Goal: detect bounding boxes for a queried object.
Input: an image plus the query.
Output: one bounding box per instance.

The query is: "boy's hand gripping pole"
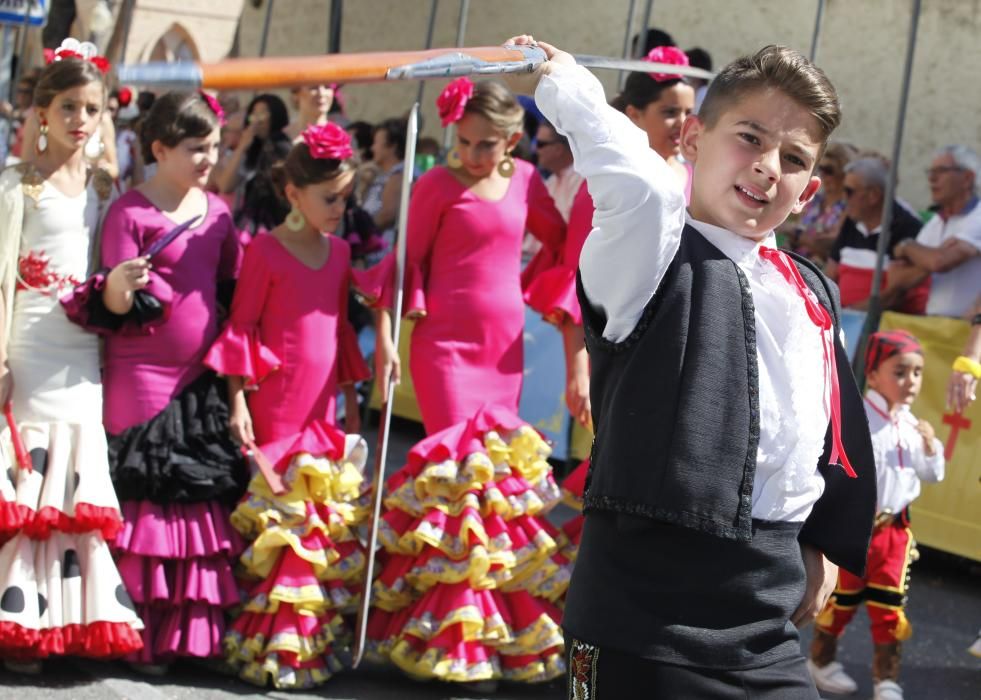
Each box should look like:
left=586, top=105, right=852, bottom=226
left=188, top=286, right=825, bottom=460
left=352, top=102, right=419, bottom=669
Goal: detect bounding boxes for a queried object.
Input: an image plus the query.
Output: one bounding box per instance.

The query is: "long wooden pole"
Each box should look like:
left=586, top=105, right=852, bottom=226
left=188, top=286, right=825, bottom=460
left=116, top=45, right=713, bottom=90
left=352, top=101, right=419, bottom=669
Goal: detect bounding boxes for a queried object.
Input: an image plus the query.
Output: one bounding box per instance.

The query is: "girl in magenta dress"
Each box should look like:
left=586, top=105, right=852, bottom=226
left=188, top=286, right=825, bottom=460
left=99, top=92, right=247, bottom=673
left=523, top=47, right=697, bottom=569
left=205, top=123, right=370, bottom=690
left=366, top=78, right=569, bottom=686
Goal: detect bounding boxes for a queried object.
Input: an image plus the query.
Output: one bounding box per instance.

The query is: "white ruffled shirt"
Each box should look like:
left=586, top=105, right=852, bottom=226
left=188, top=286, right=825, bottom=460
left=864, top=389, right=944, bottom=514
left=536, top=62, right=833, bottom=522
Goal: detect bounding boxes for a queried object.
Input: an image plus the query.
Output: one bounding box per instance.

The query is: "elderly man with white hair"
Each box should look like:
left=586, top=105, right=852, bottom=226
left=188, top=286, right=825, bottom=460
left=826, top=157, right=924, bottom=310
left=891, top=144, right=981, bottom=319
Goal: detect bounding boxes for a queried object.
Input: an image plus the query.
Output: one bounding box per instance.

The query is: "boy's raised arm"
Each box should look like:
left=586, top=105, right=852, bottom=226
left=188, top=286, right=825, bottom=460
left=510, top=37, right=687, bottom=342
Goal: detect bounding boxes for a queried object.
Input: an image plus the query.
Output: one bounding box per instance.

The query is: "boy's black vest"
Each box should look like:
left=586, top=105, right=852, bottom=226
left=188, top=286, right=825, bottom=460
left=577, top=224, right=876, bottom=576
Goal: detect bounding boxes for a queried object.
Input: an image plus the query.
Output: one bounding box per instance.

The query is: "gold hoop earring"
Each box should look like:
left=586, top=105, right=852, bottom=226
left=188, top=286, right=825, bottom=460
left=446, top=148, right=463, bottom=169
left=36, top=122, right=49, bottom=154
left=285, top=208, right=306, bottom=231
left=497, top=153, right=515, bottom=178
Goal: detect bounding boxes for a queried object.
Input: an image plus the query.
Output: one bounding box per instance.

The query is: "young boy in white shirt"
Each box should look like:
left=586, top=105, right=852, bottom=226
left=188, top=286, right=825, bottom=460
left=810, top=330, right=944, bottom=700
left=506, top=36, right=877, bottom=699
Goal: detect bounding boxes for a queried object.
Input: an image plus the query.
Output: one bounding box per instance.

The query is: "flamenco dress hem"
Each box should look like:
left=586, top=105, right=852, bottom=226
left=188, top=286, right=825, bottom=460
left=226, top=421, right=368, bottom=689
left=367, top=405, right=568, bottom=683
left=113, top=499, right=244, bottom=664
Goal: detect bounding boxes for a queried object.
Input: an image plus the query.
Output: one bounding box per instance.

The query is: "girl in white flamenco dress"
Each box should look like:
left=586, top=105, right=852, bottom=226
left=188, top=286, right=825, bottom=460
left=0, top=42, right=144, bottom=671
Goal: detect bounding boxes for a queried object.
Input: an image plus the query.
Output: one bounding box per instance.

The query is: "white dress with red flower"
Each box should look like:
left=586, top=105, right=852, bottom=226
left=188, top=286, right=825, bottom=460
left=0, top=169, right=143, bottom=659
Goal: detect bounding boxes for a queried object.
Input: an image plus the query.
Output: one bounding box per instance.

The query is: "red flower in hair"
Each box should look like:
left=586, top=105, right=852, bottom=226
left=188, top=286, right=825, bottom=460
left=199, top=91, right=227, bottom=126
left=302, top=122, right=353, bottom=160
left=644, top=46, right=690, bottom=82
left=118, top=87, right=133, bottom=107
left=89, top=56, right=111, bottom=74
left=437, top=76, right=474, bottom=127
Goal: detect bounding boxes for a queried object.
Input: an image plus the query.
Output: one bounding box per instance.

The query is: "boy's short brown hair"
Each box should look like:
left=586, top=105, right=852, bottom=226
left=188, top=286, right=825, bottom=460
left=699, top=45, right=841, bottom=147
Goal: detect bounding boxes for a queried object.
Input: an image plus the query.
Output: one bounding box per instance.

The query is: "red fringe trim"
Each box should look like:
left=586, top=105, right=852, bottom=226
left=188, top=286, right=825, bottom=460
left=0, top=620, right=143, bottom=659
left=0, top=501, right=33, bottom=535
left=23, top=504, right=122, bottom=542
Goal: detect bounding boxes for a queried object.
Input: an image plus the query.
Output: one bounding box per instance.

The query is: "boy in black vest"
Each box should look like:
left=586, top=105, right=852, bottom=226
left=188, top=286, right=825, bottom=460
left=507, top=37, right=877, bottom=698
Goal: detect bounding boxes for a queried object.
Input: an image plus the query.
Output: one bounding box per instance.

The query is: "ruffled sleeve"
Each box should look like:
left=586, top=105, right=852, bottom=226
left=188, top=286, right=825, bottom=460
left=98, top=199, right=175, bottom=334
left=351, top=252, right=427, bottom=319
left=522, top=181, right=594, bottom=326
left=204, top=239, right=280, bottom=387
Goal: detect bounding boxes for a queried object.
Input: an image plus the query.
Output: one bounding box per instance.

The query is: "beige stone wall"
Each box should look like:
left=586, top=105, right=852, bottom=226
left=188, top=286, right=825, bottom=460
left=239, top=0, right=981, bottom=209
left=125, top=1, right=243, bottom=64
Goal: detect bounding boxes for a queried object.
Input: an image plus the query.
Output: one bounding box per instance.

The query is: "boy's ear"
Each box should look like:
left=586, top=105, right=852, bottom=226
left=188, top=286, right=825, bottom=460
left=792, top=174, right=822, bottom=215
left=679, top=115, right=703, bottom=163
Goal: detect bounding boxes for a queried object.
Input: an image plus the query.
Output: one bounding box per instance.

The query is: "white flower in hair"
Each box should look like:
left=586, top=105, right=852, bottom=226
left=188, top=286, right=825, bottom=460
left=44, top=37, right=110, bottom=73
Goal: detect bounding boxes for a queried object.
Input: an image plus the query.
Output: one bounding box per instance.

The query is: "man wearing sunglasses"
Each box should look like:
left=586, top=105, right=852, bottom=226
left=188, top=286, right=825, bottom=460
left=825, top=157, right=924, bottom=311
left=890, top=145, right=981, bottom=319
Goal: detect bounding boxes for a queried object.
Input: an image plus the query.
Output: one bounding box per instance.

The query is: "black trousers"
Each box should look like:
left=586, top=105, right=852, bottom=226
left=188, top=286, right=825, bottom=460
left=566, top=637, right=820, bottom=700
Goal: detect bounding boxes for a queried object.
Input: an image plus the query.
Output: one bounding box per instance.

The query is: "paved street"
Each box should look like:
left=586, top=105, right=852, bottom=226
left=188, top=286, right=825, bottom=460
left=1, top=416, right=979, bottom=699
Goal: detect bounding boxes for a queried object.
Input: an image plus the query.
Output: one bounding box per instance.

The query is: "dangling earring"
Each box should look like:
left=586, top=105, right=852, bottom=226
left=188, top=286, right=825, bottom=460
left=497, top=152, right=515, bottom=178
left=285, top=207, right=306, bottom=231
left=36, top=121, right=49, bottom=154
left=446, top=148, right=463, bottom=169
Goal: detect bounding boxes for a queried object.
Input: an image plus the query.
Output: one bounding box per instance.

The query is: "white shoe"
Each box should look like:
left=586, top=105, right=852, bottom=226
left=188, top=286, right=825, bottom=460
left=873, top=680, right=903, bottom=700
left=969, top=632, right=981, bottom=658
left=807, top=659, right=858, bottom=695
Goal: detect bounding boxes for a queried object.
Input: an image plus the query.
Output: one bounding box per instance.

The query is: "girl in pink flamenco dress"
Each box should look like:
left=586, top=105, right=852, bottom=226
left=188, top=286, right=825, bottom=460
left=523, top=47, right=696, bottom=572
left=204, top=123, right=370, bottom=690
left=364, top=78, right=570, bottom=686
left=98, top=93, right=249, bottom=675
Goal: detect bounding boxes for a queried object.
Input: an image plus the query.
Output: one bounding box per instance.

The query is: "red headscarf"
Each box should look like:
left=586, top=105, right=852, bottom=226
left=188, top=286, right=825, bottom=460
left=865, top=330, right=923, bottom=376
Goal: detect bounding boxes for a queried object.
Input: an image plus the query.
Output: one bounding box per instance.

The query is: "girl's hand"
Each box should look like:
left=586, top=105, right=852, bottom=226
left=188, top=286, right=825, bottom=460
left=375, top=332, right=401, bottom=404
left=502, top=36, right=575, bottom=95
left=106, top=256, right=151, bottom=294
left=343, top=386, right=361, bottom=434
left=916, top=419, right=937, bottom=456
left=238, top=120, right=257, bottom=151
left=229, top=392, right=255, bottom=445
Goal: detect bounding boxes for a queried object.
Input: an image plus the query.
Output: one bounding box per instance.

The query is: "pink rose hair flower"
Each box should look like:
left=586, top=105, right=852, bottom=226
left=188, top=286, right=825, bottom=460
left=302, top=121, right=354, bottom=160
left=437, top=76, right=475, bottom=127
left=199, top=91, right=227, bottom=126
left=644, top=45, right=690, bottom=82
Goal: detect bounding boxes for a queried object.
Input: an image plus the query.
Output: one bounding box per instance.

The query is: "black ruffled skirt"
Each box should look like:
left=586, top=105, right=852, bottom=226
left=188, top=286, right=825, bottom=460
left=108, top=372, right=248, bottom=504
